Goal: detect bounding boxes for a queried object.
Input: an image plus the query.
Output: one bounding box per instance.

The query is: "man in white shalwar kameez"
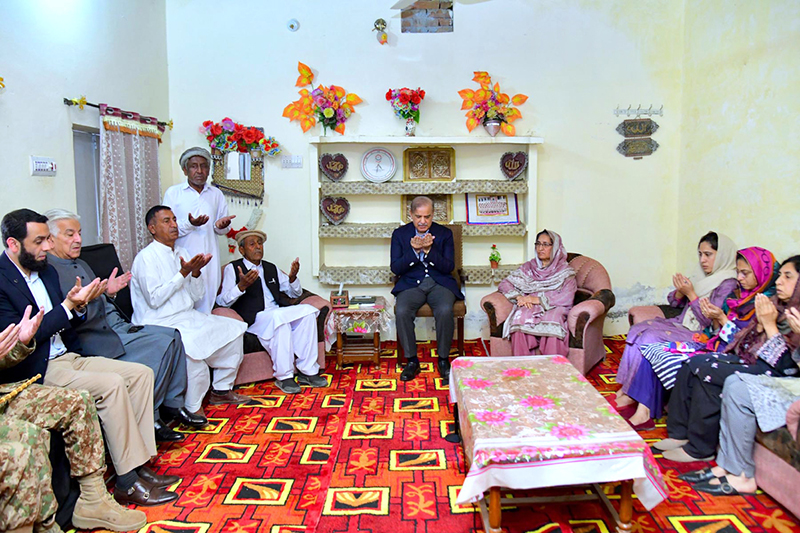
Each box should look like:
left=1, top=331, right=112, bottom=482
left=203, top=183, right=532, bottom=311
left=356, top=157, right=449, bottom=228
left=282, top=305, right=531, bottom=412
left=130, top=205, right=249, bottom=414
left=163, top=147, right=235, bottom=314
left=216, top=230, right=327, bottom=394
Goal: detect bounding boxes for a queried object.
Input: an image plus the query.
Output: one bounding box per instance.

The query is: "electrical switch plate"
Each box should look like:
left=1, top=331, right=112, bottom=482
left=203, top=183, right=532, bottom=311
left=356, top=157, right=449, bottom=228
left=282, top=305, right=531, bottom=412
left=281, top=155, right=303, bottom=169
left=30, top=156, right=57, bottom=176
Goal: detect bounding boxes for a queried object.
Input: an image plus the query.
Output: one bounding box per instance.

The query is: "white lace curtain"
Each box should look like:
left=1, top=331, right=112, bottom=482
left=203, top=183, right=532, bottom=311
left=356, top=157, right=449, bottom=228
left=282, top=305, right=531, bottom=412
left=98, top=106, right=162, bottom=270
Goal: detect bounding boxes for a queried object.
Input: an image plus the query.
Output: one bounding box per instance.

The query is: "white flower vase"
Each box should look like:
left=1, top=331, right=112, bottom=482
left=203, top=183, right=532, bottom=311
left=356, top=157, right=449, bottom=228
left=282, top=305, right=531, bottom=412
left=405, top=117, right=416, bottom=137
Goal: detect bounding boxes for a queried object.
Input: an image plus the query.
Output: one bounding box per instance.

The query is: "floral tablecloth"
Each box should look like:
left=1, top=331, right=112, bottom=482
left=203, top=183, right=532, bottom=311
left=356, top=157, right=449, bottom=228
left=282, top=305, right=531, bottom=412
left=332, top=296, right=394, bottom=334
left=450, top=355, right=668, bottom=510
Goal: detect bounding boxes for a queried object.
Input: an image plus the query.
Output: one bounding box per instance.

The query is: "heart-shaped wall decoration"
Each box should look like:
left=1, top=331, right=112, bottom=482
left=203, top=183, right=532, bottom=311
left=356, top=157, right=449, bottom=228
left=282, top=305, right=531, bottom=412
left=320, top=196, right=350, bottom=225
left=499, top=151, right=528, bottom=180
left=319, top=153, right=349, bottom=181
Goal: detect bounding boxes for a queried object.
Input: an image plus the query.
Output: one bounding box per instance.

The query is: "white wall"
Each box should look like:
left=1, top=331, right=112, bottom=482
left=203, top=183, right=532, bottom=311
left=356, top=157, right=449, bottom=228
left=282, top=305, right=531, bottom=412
left=165, top=0, right=686, bottom=337
left=0, top=0, right=172, bottom=218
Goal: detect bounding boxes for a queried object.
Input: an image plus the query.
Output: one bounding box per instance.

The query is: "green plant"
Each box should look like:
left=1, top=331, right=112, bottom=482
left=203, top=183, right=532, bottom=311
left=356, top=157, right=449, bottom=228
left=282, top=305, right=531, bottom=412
left=489, top=244, right=501, bottom=263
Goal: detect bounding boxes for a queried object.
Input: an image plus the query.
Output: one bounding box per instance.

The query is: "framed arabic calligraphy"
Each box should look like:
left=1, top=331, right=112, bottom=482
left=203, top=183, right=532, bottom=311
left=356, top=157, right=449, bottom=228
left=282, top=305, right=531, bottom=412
left=616, top=118, right=659, bottom=138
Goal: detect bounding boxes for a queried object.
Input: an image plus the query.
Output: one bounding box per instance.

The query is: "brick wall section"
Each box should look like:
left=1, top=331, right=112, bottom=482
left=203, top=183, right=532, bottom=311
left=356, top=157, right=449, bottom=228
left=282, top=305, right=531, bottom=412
left=401, top=1, right=453, bottom=33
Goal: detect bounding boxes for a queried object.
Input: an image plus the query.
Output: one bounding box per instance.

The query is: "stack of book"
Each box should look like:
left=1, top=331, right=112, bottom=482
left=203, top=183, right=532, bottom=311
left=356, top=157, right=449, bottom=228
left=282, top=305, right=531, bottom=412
left=348, top=296, right=379, bottom=309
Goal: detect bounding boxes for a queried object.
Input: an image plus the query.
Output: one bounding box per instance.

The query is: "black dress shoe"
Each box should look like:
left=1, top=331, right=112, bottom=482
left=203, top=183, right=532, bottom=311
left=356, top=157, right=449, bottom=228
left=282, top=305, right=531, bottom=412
left=138, top=465, right=180, bottom=488
left=154, top=420, right=185, bottom=442
left=400, top=360, right=421, bottom=381
left=161, top=406, right=208, bottom=429
left=437, top=358, right=451, bottom=385
left=114, top=478, right=179, bottom=506
left=678, top=467, right=716, bottom=484
left=693, top=475, right=754, bottom=496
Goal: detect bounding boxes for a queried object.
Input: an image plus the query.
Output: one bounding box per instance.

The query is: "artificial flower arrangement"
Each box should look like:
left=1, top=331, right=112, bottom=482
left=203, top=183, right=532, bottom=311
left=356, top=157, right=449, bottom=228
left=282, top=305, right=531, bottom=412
left=489, top=244, right=502, bottom=267
left=201, top=117, right=281, bottom=156
left=283, top=62, right=362, bottom=135
left=385, top=87, right=426, bottom=123
left=458, top=71, right=528, bottom=136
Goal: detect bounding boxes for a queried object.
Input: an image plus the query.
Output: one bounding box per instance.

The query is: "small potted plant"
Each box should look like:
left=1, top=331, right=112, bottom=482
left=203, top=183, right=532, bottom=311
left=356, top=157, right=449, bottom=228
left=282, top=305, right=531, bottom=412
left=489, top=244, right=501, bottom=269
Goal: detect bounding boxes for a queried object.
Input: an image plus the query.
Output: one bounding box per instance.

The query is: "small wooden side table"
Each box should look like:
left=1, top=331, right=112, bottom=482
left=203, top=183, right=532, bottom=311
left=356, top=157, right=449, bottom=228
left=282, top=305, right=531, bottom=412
left=332, top=296, right=391, bottom=369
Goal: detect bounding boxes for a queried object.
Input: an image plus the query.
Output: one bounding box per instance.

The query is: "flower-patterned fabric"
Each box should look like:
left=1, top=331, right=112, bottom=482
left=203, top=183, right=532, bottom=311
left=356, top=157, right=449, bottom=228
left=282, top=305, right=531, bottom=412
left=450, top=355, right=668, bottom=510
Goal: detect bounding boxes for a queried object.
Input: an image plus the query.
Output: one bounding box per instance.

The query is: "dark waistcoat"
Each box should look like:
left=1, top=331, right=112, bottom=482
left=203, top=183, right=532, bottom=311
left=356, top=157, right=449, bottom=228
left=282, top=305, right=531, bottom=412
left=230, top=259, right=291, bottom=326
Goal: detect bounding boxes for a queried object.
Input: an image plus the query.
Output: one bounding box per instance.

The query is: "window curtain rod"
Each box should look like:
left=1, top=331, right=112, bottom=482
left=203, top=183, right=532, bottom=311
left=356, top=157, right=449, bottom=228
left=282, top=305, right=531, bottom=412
left=63, top=96, right=172, bottom=130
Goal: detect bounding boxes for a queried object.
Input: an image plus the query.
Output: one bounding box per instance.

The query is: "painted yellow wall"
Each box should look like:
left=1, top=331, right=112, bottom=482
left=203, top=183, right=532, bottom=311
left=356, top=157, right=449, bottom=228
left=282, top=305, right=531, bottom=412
left=679, top=0, right=800, bottom=264
left=164, top=0, right=685, bottom=336
left=0, top=0, right=172, bottom=217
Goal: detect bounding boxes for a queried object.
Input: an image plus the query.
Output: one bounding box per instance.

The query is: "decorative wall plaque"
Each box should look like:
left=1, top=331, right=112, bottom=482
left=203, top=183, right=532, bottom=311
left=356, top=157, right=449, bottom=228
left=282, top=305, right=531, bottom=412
left=320, top=196, right=351, bottom=225
left=499, top=151, right=528, bottom=180
left=465, top=193, right=519, bottom=224
left=402, top=194, right=452, bottom=224
left=403, top=147, right=455, bottom=182
left=616, top=118, right=659, bottom=138
left=617, top=138, right=659, bottom=159
left=319, top=153, right=349, bottom=181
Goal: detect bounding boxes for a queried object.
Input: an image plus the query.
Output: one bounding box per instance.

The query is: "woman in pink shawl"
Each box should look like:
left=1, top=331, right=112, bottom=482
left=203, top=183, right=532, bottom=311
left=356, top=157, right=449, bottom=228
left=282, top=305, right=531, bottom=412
left=498, top=230, right=577, bottom=356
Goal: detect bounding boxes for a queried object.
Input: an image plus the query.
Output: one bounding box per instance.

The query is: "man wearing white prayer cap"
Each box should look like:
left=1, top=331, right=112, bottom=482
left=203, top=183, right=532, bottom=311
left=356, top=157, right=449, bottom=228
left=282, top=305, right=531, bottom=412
left=163, top=147, right=235, bottom=313
left=216, top=229, right=327, bottom=394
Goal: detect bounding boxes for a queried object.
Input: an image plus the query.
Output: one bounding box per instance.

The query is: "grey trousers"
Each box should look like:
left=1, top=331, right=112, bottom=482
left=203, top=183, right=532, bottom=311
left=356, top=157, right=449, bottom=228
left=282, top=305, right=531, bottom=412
left=395, top=277, right=456, bottom=361
left=717, top=375, right=757, bottom=478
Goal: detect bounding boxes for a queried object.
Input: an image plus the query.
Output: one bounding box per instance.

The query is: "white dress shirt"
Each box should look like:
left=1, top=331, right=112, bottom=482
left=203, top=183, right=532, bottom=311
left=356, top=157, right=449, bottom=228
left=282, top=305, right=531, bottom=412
left=7, top=253, right=73, bottom=359
left=216, top=258, right=317, bottom=340
left=163, top=180, right=229, bottom=314
left=130, top=240, right=246, bottom=360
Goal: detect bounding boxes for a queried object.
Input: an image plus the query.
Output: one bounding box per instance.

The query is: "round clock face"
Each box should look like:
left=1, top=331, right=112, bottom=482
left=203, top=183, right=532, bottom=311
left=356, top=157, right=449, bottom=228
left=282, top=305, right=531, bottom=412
left=360, top=148, right=397, bottom=183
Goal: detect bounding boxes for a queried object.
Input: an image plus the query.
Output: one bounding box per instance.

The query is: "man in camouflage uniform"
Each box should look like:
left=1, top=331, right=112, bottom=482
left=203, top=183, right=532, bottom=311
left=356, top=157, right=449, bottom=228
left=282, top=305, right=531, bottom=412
left=0, top=336, right=147, bottom=531
left=0, top=416, right=57, bottom=533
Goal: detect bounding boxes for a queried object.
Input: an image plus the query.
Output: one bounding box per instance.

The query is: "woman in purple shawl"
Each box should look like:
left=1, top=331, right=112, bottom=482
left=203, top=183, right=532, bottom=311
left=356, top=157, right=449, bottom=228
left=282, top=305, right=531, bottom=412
left=498, top=230, right=577, bottom=356
left=616, top=232, right=739, bottom=411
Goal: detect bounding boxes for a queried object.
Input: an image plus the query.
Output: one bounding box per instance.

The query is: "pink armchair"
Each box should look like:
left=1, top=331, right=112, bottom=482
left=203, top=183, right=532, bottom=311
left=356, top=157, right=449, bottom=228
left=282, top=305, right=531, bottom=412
left=212, top=290, right=331, bottom=385
left=481, top=254, right=615, bottom=375
left=753, top=399, right=800, bottom=518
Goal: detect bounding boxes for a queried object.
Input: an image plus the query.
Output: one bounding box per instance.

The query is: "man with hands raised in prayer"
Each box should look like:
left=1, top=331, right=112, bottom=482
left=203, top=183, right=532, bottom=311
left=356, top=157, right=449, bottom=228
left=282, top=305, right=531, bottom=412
left=216, top=230, right=326, bottom=394
left=131, top=206, right=248, bottom=417
left=163, top=147, right=236, bottom=313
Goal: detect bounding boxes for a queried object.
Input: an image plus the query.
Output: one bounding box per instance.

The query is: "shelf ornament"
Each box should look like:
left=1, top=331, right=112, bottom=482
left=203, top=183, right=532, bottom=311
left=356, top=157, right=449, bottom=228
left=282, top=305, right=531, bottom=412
left=489, top=244, right=502, bottom=269
left=283, top=62, right=362, bottom=135
left=385, top=87, right=425, bottom=136
left=458, top=71, right=528, bottom=136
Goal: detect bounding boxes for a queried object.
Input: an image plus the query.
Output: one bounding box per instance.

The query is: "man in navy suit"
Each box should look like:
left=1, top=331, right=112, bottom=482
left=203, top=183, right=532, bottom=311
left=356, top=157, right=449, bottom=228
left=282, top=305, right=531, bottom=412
left=391, top=196, right=464, bottom=384
left=0, top=209, right=178, bottom=508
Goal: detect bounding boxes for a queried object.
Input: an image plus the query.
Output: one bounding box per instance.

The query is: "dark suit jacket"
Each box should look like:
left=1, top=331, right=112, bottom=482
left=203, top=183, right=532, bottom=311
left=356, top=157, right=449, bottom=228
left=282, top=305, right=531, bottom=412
left=0, top=253, right=82, bottom=384
left=390, top=222, right=464, bottom=299
left=49, top=257, right=126, bottom=359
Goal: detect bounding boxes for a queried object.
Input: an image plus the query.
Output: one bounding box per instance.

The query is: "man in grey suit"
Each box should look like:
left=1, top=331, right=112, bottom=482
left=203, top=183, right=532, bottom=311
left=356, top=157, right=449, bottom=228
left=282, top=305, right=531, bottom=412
left=45, top=209, right=207, bottom=441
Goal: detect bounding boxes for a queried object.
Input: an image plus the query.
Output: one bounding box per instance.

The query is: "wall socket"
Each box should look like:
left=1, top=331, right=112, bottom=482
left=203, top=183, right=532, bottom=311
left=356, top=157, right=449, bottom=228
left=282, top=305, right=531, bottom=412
left=31, top=156, right=57, bottom=176
left=281, top=155, right=303, bottom=169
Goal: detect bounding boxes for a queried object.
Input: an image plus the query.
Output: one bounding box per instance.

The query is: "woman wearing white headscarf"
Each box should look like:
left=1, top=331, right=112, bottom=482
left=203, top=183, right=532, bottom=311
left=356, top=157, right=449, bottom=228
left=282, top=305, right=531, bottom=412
left=615, top=232, right=738, bottom=416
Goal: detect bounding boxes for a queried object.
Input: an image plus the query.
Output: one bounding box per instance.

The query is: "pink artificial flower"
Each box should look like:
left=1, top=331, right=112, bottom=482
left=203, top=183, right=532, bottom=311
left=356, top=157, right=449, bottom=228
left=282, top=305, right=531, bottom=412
left=550, top=356, right=569, bottom=364
left=462, top=378, right=494, bottom=389
left=549, top=423, right=589, bottom=440
left=520, top=395, right=557, bottom=410
left=502, top=367, right=531, bottom=378
left=221, top=117, right=235, bottom=132
left=473, top=410, right=512, bottom=426
left=451, top=359, right=474, bottom=369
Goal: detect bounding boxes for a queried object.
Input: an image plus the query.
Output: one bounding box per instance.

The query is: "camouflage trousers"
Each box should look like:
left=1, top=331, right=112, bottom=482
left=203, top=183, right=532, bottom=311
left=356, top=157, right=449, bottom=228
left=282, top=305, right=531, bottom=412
left=0, top=383, right=105, bottom=478
left=0, top=416, right=56, bottom=530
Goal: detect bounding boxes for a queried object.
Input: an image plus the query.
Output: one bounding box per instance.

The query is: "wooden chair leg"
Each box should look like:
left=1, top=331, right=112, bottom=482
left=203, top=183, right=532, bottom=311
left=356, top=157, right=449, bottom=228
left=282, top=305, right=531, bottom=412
left=457, top=316, right=465, bottom=358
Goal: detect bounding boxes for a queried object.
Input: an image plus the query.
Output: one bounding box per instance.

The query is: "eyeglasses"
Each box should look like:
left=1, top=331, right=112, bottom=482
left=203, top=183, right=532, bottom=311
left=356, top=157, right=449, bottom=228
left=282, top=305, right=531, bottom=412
left=534, top=242, right=553, bottom=248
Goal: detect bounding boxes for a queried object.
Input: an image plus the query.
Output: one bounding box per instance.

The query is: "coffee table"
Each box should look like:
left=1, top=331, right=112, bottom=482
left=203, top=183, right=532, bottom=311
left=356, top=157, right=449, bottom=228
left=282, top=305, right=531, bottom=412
left=332, top=296, right=392, bottom=368
left=450, top=355, right=667, bottom=533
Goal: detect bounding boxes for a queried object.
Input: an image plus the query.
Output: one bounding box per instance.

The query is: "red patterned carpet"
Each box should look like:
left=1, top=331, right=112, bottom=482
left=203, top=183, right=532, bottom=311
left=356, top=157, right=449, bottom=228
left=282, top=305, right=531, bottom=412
left=132, top=338, right=800, bottom=533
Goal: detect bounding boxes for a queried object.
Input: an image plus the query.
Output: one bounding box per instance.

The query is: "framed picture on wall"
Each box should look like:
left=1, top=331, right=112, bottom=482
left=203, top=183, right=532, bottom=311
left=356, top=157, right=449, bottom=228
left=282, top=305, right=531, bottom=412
left=403, top=147, right=455, bottom=182
left=402, top=194, right=452, bottom=224
left=465, top=193, right=519, bottom=224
